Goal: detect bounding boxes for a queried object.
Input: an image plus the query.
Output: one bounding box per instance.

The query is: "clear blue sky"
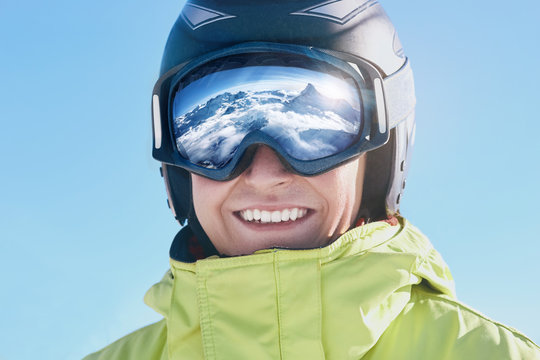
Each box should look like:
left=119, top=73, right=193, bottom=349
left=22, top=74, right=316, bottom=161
left=0, top=1, right=539, bottom=359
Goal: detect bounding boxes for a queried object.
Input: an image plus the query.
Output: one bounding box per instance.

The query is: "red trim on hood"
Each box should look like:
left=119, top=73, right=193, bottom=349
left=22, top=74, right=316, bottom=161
left=355, top=215, right=399, bottom=227
left=188, top=234, right=207, bottom=260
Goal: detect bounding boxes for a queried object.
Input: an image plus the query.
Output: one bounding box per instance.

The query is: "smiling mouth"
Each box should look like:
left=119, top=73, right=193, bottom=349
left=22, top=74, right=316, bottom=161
left=237, top=208, right=309, bottom=224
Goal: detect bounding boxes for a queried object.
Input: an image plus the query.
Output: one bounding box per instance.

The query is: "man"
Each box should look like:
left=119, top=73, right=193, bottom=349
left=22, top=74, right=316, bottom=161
left=84, top=1, right=540, bottom=358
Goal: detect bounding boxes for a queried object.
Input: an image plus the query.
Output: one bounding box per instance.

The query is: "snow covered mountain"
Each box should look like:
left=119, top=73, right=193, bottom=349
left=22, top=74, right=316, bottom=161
left=174, top=84, right=361, bottom=168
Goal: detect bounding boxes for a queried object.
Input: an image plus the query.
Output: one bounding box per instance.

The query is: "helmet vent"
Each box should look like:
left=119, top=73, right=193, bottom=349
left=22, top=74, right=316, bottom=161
left=291, top=0, right=378, bottom=25
left=181, top=3, right=235, bottom=30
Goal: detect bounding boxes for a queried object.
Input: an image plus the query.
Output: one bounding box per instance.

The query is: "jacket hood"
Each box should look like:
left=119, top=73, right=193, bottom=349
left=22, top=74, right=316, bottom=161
left=144, top=217, right=455, bottom=358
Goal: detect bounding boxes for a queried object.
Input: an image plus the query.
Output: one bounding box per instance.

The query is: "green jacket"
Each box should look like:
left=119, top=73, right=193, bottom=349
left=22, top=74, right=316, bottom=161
left=84, top=218, right=540, bottom=359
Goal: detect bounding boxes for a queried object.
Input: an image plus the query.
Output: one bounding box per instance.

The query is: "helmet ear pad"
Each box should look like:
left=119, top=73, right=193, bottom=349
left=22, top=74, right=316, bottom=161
left=162, top=164, right=218, bottom=256
left=162, top=164, right=190, bottom=224
left=358, top=129, right=395, bottom=222
left=359, top=113, right=416, bottom=221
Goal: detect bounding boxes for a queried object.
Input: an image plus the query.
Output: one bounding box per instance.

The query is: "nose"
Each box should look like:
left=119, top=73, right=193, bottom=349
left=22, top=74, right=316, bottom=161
left=242, top=145, right=294, bottom=189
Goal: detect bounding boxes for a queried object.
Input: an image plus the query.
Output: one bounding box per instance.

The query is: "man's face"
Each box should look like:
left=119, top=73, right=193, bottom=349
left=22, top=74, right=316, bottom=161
left=191, top=146, right=366, bottom=256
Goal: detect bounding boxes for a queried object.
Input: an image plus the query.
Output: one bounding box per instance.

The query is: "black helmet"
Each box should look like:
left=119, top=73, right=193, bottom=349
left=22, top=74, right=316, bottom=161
left=152, top=0, right=416, bottom=255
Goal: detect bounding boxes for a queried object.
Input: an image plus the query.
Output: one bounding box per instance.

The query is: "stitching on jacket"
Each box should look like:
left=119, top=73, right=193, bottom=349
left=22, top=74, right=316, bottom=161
left=316, top=256, right=325, bottom=359
left=167, top=271, right=177, bottom=360
left=274, top=251, right=284, bottom=359
left=196, top=270, right=217, bottom=360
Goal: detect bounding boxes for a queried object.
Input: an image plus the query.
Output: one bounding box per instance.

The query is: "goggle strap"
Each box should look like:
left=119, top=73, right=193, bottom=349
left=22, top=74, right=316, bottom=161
left=383, top=58, right=416, bottom=128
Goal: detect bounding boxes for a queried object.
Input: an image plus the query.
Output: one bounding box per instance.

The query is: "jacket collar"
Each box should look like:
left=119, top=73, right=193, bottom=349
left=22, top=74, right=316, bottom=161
left=145, top=217, right=455, bottom=359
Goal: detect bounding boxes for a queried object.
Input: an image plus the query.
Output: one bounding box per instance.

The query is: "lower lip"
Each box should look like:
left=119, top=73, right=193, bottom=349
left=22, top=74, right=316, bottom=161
left=234, top=210, right=313, bottom=230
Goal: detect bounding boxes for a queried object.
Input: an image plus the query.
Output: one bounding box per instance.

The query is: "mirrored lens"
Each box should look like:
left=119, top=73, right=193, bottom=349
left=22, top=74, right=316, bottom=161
left=172, top=62, right=362, bottom=169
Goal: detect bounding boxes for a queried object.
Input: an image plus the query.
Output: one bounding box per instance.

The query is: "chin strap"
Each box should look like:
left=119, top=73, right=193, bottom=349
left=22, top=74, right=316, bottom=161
left=186, top=201, right=219, bottom=258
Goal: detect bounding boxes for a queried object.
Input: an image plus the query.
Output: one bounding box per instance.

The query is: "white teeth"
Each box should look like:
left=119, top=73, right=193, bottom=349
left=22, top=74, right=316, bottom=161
left=281, top=208, right=290, bottom=221
left=290, top=208, right=298, bottom=221
left=239, top=207, right=308, bottom=224
left=253, top=209, right=261, bottom=221
left=261, top=211, right=271, bottom=223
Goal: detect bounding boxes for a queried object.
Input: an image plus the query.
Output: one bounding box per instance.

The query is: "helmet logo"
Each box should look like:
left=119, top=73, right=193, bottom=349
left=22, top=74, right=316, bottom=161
left=291, top=0, right=378, bottom=25
left=181, top=3, right=236, bottom=30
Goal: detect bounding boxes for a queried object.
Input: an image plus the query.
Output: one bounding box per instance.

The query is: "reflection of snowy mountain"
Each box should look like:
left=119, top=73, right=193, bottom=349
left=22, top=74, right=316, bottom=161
left=174, top=84, right=361, bottom=168
left=286, top=84, right=359, bottom=124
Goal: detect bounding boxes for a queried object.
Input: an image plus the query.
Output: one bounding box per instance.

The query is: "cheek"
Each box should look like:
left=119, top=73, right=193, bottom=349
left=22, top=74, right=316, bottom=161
left=329, top=173, right=356, bottom=219
left=191, top=175, right=218, bottom=214
left=191, top=175, right=234, bottom=236
left=310, top=157, right=365, bottom=230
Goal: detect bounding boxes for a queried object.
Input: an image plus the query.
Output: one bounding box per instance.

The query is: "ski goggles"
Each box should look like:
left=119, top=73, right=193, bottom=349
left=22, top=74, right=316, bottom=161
left=152, top=42, right=415, bottom=180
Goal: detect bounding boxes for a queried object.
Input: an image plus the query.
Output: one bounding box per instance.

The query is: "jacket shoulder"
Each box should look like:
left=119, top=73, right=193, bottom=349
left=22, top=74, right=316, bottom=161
left=83, top=319, right=167, bottom=360
left=366, top=284, right=540, bottom=359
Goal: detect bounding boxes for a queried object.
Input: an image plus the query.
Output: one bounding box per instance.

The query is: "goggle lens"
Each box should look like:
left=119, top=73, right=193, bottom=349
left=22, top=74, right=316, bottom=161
left=171, top=54, right=363, bottom=169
